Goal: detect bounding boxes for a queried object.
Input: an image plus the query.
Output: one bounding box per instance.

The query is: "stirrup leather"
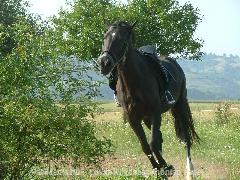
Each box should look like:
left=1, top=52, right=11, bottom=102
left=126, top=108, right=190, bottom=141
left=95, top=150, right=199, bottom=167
left=160, top=65, right=169, bottom=83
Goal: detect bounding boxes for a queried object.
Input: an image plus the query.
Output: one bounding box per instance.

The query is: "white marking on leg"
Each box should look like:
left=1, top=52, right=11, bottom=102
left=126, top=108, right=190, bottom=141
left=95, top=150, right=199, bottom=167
left=186, top=155, right=194, bottom=180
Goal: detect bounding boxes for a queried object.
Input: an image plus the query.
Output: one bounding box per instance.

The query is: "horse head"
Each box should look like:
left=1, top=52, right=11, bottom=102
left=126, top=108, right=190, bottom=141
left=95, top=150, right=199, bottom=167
left=98, top=21, right=137, bottom=75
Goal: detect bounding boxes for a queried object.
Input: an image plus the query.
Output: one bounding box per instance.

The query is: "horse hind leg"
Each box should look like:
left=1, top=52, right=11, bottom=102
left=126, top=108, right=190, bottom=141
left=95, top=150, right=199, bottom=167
left=171, top=89, right=199, bottom=179
left=186, top=144, right=194, bottom=180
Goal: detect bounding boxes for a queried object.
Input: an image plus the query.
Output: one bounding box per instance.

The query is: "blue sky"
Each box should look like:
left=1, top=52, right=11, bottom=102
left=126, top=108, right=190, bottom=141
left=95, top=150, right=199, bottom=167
left=29, top=0, right=240, bottom=56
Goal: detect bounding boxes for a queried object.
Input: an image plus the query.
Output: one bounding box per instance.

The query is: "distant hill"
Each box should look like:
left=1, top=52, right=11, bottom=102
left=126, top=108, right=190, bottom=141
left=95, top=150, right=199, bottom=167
left=178, top=53, right=240, bottom=100
left=97, top=53, right=240, bottom=100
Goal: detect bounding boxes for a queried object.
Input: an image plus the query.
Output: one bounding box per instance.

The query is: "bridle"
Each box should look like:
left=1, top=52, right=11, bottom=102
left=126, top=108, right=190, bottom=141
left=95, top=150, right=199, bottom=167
left=99, top=29, right=130, bottom=70
left=101, top=43, right=129, bottom=67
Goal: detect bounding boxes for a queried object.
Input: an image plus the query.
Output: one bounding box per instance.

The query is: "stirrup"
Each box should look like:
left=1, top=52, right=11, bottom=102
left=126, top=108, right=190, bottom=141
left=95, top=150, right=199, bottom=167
left=165, top=90, right=175, bottom=105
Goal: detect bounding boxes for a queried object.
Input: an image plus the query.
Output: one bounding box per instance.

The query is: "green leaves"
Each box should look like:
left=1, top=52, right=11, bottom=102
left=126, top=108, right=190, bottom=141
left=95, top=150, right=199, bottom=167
left=125, top=0, right=203, bottom=59
left=54, top=0, right=203, bottom=60
left=51, top=0, right=124, bottom=60
left=0, top=0, right=112, bottom=179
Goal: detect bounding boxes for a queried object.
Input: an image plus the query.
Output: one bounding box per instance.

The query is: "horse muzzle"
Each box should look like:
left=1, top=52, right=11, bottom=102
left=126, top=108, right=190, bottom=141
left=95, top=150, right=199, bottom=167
left=98, top=52, right=115, bottom=75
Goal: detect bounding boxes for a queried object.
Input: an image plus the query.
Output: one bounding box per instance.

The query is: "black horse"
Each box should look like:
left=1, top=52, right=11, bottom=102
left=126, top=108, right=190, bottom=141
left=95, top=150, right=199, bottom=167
left=98, top=21, right=199, bottom=178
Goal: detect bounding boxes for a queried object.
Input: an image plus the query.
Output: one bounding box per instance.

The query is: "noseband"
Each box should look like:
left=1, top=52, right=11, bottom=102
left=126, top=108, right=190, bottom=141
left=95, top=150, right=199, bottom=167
left=101, top=40, right=129, bottom=68
left=99, top=50, right=117, bottom=67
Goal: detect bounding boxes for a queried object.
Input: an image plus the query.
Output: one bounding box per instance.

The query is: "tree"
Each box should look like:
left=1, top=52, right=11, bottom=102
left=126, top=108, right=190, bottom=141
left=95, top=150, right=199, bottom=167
left=53, top=0, right=203, bottom=60
left=0, top=0, right=111, bottom=179
left=0, top=0, right=35, bottom=56
left=125, top=0, right=203, bottom=59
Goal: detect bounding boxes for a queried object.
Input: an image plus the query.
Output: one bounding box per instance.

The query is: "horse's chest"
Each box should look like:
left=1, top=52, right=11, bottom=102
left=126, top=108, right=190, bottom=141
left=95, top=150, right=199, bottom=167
left=117, top=73, right=159, bottom=115
left=119, top=90, right=154, bottom=116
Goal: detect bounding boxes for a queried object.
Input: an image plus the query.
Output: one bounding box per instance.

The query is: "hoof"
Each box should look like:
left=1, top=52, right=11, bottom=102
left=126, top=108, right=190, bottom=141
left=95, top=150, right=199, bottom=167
left=164, top=164, right=175, bottom=177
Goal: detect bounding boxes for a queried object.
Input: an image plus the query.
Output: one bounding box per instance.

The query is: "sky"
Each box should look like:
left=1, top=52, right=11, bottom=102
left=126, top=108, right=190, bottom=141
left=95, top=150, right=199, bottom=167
left=29, top=0, right=240, bottom=56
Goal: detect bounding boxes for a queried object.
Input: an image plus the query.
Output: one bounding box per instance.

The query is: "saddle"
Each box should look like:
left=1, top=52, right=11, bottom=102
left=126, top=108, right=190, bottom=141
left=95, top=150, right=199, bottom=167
left=138, top=45, right=158, bottom=57
left=138, top=45, right=172, bottom=83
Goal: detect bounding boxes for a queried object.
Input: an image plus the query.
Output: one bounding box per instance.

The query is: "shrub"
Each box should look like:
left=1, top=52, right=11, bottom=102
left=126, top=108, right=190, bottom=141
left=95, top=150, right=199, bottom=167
left=215, top=102, right=233, bottom=125
left=0, top=1, right=112, bottom=179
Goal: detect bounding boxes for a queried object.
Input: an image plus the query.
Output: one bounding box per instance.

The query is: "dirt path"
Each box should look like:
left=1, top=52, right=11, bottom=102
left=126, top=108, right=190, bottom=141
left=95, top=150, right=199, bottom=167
left=99, top=155, right=231, bottom=179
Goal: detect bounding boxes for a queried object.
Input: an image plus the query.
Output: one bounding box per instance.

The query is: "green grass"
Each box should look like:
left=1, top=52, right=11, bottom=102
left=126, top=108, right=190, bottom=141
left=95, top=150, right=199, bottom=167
left=99, top=101, right=240, bottom=112
left=189, top=101, right=240, bottom=111
left=93, top=101, right=240, bottom=179
left=34, top=101, right=240, bottom=179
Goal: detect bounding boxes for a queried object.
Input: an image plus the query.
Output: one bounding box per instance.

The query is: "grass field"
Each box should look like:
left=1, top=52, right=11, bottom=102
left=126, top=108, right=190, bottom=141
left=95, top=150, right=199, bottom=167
left=89, top=101, right=240, bottom=179
left=36, top=101, right=240, bottom=179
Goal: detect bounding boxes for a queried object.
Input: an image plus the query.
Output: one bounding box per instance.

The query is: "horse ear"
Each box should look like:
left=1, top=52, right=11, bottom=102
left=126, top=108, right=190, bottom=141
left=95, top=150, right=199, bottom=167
left=131, top=21, right=138, bottom=29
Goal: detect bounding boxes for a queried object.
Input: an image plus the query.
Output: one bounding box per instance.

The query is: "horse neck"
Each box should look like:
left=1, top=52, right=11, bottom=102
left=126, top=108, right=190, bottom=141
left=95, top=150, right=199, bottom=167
left=117, top=47, right=148, bottom=95
left=119, top=48, right=140, bottom=82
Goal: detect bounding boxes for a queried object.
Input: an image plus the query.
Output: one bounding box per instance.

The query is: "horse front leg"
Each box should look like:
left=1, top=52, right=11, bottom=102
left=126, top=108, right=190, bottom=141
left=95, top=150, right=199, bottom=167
left=143, top=117, right=163, bottom=154
left=128, top=119, right=159, bottom=170
left=150, top=112, right=175, bottom=177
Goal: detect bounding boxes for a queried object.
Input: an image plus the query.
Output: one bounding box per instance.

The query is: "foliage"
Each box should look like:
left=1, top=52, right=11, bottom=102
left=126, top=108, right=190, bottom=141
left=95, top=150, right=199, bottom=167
left=0, top=0, right=112, bottom=179
left=52, top=0, right=203, bottom=60
left=49, top=0, right=120, bottom=60
left=0, top=0, right=35, bottom=57
left=124, top=0, right=203, bottom=59
left=215, top=102, right=233, bottom=125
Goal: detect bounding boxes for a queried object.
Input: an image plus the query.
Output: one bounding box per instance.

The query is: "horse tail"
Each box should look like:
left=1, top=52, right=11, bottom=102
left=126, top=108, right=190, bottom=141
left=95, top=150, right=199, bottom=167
left=171, top=87, right=200, bottom=147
